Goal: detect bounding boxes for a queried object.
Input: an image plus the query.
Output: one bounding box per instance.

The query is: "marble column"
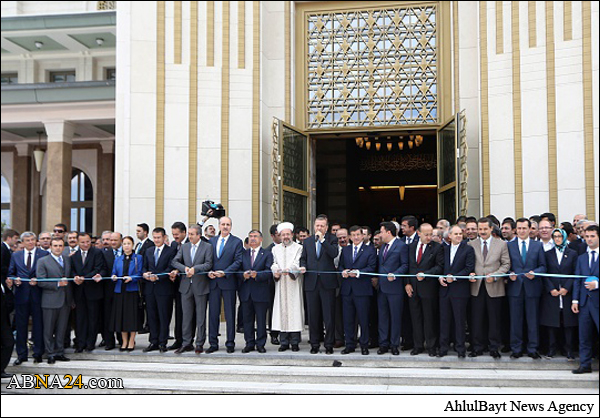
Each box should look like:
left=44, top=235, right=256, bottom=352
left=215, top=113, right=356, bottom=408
left=12, top=144, right=31, bottom=233
left=96, top=141, right=115, bottom=234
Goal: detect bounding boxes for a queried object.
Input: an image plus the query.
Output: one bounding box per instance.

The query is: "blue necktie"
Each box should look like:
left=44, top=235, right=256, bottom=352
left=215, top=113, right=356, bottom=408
left=592, top=251, right=597, bottom=270
left=154, top=247, right=160, bottom=265
left=191, top=244, right=197, bottom=261
left=353, top=246, right=358, bottom=262
left=58, top=256, right=64, bottom=269
left=521, top=241, right=527, bottom=265
left=316, top=239, right=322, bottom=258
left=218, top=238, right=225, bottom=259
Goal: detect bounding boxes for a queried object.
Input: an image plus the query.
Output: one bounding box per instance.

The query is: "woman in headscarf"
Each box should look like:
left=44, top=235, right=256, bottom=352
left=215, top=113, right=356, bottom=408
left=540, top=228, right=578, bottom=360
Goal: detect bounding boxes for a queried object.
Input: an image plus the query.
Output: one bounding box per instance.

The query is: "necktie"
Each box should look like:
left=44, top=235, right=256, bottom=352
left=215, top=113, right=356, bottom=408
left=483, top=241, right=489, bottom=261
left=218, top=238, right=226, bottom=258
left=154, top=247, right=160, bottom=265
left=521, top=241, right=528, bottom=265
left=407, top=237, right=412, bottom=245
left=316, top=238, right=322, bottom=258
left=592, top=251, right=597, bottom=270
left=26, top=252, right=32, bottom=271
left=417, top=244, right=424, bottom=264
left=82, top=251, right=87, bottom=265
left=251, top=249, right=256, bottom=268
left=353, top=246, right=358, bottom=262
left=114, top=249, right=118, bottom=257
left=58, top=256, right=64, bottom=268
left=382, top=244, right=389, bottom=261
left=135, top=243, right=141, bottom=254
left=191, top=244, right=197, bottom=261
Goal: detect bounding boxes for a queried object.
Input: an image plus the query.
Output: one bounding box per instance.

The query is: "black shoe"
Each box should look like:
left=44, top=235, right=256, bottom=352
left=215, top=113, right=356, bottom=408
left=325, top=348, right=334, bottom=355
left=99, top=340, right=106, bottom=348
left=362, top=348, right=370, bottom=356
left=168, top=342, right=183, bottom=351
left=143, top=344, right=160, bottom=353
left=47, top=357, right=56, bottom=365
left=279, top=345, right=289, bottom=352
left=195, top=346, right=204, bottom=355
left=119, top=347, right=128, bottom=352
left=437, top=352, right=448, bottom=358
left=458, top=353, right=466, bottom=359
left=469, top=350, right=483, bottom=358
left=257, top=347, right=267, bottom=354
left=85, top=347, right=95, bottom=353
left=159, top=345, right=168, bottom=353
left=567, top=352, right=575, bottom=361
left=341, top=348, right=355, bottom=355
left=411, top=348, right=424, bottom=356
left=528, top=352, right=541, bottom=360
left=501, top=346, right=512, bottom=353
left=310, top=347, right=319, bottom=355
left=510, top=352, right=523, bottom=359
left=428, top=350, right=438, bottom=357
left=54, top=355, right=70, bottom=362
left=377, top=347, right=389, bottom=355
left=236, top=327, right=244, bottom=334
left=175, top=345, right=194, bottom=355
left=546, top=349, right=557, bottom=358
left=227, top=347, right=235, bottom=354
left=205, top=346, right=219, bottom=354
left=74, top=348, right=85, bottom=354
left=401, top=343, right=414, bottom=351
left=242, top=346, right=255, bottom=354
left=271, top=336, right=280, bottom=346
left=572, top=367, right=592, bottom=374
left=13, top=358, right=27, bottom=366
left=33, top=356, right=43, bottom=364
left=490, top=351, right=501, bottom=359
left=292, top=345, right=300, bottom=352
left=1, top=373, right=14, bottom=380
left=104, top=345, right=115, bottom=351
left=391, top=347, right=400, bottom=356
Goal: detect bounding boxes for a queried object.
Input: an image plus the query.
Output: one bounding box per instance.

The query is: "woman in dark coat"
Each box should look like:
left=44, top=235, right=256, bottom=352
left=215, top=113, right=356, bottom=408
left=541, top=228, right=578, bottom=360
left=111, top=236, right=144, bottom=351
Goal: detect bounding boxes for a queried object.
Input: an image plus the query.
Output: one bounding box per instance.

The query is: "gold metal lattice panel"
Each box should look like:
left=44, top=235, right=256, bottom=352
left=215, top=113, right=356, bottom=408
left=306, top=5, right=438, bottom=129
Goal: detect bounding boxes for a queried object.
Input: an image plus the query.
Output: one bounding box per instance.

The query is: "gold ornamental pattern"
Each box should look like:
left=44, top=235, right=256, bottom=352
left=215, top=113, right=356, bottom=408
left=306, top=5, right=438, bottom=129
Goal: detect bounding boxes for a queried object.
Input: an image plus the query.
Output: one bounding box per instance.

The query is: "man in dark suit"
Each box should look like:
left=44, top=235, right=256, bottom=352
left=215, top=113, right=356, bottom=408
left=101, top=232, right=123, bottom=351
left=266, top=224, right=281, bottom=345
left=135, top=223, right=154, bottom=335
left=169, top=222, right=189, bottom=351
left=72, top=233, right=107, bottom=353
left=405, top=223, right=444, bottom=357
left=9, top=232, right=48, bottom=365
left=2, top=229, right=19, bottom=287
left=377, top=222, right=409, bottom=356
left=507, top=218, right=547, bottom=359
left=438, top=225, right=475, bottom=358
left=239, top=230, right=273, bottom=354
left=338, top=226, right=377, bottom=355
left=300, top=214, right=339, bottom=355
left=1, top=273, right=15, bottom=379
left=562, top=222, right=587, bottom=255
left=37, top=237, right=73, bottom=364
left=572, top=225, right=599, bottom=374
left=207, top=217, right=243, bottom=354
left=400, top=216, right=420, bottom=351
left=171, top=224, right=213, bottom=355
left=142, top=228, right=177, bottom=353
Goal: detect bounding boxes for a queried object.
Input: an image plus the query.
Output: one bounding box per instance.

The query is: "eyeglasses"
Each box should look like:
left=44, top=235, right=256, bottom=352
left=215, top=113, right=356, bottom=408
left=539, top=227, right=553, bottom=231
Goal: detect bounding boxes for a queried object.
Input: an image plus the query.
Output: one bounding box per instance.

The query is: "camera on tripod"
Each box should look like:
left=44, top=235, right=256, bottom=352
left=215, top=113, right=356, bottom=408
left=201, top=201, right=226, bottom=219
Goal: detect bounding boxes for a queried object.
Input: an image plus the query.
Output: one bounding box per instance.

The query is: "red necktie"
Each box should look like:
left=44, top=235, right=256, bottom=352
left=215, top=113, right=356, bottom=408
left=417, top=244, right=424, bottom=265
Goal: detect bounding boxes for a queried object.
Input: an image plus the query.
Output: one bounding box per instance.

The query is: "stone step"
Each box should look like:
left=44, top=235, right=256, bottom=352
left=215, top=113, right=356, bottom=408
left=37, top=349, right=594, bottom=371
left=2, top=375, right=598, bottom=395
left=6, top=360, right=598, bottom=389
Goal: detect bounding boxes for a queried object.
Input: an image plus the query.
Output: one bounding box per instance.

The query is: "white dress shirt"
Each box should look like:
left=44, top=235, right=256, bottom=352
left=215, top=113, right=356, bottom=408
left=542, top=239, right=555, bottom=252
left=415, top=241, right=426, bottom=263
left=481, top=238, right=492, bottom=255
left=23, top=248, right=37, bottom=265
left=450, top=244, right=460, bottom=266
left=518, top=238, right=531, bottom=257
left=405, top=233, right=418, bottom=246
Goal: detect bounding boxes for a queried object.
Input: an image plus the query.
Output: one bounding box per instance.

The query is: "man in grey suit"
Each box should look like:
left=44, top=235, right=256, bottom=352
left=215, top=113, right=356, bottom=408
left=170, top=224, right=213, bottom=355
left=37, top=237, right=73, bottom=364
left=468, top=217, right=511, bottom=359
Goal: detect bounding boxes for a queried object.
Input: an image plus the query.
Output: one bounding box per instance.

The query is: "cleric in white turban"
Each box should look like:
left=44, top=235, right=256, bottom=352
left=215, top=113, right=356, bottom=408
left=271, top=222, right=305, bottom=352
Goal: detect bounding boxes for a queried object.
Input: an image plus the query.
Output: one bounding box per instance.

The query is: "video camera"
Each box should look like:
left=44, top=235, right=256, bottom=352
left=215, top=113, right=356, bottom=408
left=201, top=201, right=226, bottom=219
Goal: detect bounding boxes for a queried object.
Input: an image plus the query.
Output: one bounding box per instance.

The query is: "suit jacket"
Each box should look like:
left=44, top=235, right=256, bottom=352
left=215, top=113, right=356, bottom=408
left=377, top=239, right=410, bottom=295
left=209, top=235, right=243, bottom=291
left=440, top=241, right=475, bottom=299
left=406, top=241, right=444, bottom=298
left=143, top=245, right=177, bottom=296
left=402, top=234, right=420, bottom=246
left=338, top=244, right=377, bottom=297
left=238, top=247, right=274, bottom=303
left=171, top=238, right=189, bottom=252
left=8, top=248, right=49, bottom=305
left=37, top=255, right=74, bottom=310
left=568, top=239, right=588, bottom=256
left=1, top=242, right=11, bottom=283
left=172, top=241, right=213, bottom=296
left=301, top=233, right=339, bottom=292
left=1, top=282, right=14, bottom=324
left=540, top=247, right=578, bottom=328
left=469, top=237, right=511, bottom=298
left=135, top=238, right=155, bottom=256
left=507, top=239, right=547, bottom=298
left=112, top=254, right=144, bottom=293
left=573, top=250, right=600, bottom=309
left=71, top=247, right=107, bottom=301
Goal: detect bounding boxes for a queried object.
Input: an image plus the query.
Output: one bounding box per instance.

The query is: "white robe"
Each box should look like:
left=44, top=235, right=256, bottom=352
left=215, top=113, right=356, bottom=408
left=271, top=241, right=305, bottom=333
